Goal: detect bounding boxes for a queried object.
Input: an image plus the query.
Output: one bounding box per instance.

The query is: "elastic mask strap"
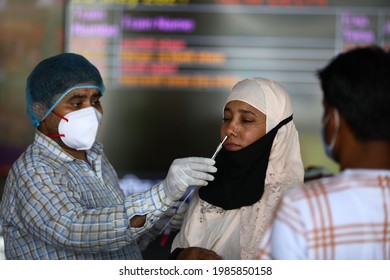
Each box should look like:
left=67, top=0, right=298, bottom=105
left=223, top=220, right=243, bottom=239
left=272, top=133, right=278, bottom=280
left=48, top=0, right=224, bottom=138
left=274, top=115, right=293, bottom=131
left=329, top=109, right=339, bottom=149
left=45, top=111, right=68, bottom=138
left=51, top=111, right=69, bottom=122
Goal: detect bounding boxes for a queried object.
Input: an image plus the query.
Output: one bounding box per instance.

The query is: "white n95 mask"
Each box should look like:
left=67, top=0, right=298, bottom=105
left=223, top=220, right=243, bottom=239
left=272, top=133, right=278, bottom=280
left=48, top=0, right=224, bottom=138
left=56, top=107, right=102, bottom=150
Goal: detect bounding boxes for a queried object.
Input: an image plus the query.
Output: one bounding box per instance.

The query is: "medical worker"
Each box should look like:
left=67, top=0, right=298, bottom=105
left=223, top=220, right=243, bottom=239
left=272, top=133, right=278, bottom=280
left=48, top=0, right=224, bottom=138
left=0, top=53, right=216, bottom=259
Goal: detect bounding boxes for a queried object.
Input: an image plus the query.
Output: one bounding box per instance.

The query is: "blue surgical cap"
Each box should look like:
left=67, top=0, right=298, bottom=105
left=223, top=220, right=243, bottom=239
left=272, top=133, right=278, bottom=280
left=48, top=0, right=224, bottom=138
left=26, top=53, right=105, bottom=126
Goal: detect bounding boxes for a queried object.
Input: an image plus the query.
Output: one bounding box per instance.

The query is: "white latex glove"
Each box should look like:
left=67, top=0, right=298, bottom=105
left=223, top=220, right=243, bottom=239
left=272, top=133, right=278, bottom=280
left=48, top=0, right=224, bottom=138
left=155, top=201, right=189, bottom=232
left=163, top=157, right=217, bottom=201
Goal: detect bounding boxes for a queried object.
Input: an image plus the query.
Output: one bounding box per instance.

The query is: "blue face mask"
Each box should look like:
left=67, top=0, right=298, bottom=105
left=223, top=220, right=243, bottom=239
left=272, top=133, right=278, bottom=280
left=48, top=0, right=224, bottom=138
left=321, top=108, right=339, bottom=160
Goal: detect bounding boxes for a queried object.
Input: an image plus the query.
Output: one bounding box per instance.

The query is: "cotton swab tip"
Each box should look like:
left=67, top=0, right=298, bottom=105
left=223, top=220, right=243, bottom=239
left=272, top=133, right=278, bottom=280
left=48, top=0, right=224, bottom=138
left=211, top=135, right=228, bottom=160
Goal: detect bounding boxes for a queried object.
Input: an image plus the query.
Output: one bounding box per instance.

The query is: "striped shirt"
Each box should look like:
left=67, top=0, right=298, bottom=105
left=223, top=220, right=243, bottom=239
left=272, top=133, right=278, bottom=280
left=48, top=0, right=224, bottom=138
left=0, top=131, right=174, bottom=259
left=257, top=169, right=390, bottom=260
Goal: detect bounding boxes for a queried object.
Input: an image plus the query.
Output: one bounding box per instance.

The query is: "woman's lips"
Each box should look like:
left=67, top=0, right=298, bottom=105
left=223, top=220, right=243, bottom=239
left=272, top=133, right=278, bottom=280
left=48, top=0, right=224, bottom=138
left=224, top=142, right=241, bottom=151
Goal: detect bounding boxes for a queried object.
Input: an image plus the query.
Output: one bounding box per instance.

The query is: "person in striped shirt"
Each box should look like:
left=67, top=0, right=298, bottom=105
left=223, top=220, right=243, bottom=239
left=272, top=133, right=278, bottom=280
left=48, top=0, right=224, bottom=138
left=0, top=53, right=217, bottom=259
left=257, top=45, right=390, bottom=260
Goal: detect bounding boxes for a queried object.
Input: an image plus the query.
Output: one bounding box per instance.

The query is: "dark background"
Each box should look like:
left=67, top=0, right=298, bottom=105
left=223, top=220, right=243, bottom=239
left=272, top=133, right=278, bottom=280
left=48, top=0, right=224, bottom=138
left=1, top=0, right=390, bottom=259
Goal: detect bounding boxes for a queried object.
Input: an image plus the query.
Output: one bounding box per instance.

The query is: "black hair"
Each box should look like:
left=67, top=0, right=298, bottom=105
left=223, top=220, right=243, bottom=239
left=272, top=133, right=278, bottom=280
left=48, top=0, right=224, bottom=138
left=317, top=45, right=390, bottom=141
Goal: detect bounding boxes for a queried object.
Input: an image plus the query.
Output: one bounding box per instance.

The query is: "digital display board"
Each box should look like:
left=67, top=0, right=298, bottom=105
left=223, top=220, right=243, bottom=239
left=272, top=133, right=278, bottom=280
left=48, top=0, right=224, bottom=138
left=65, top=0, right=390, bottom=175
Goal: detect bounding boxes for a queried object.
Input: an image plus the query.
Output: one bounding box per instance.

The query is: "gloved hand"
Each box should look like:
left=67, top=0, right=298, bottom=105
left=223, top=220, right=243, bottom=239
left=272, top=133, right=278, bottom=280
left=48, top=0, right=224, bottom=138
left=154, top=201, right=189, bottom=232
left=163, top=157, right=217, bottom=201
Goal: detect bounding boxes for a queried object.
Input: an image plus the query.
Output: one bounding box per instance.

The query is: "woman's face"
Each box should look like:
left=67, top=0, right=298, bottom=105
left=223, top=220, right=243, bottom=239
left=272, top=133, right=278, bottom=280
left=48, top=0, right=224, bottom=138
left=221, top=100, right=266, bottom=151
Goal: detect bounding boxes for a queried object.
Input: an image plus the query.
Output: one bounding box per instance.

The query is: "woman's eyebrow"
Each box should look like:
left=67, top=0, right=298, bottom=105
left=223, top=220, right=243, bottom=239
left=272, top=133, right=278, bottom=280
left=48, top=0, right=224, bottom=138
left=238, top=108, right=256, bottom=115
left=224, top=107, right=256, bottom=115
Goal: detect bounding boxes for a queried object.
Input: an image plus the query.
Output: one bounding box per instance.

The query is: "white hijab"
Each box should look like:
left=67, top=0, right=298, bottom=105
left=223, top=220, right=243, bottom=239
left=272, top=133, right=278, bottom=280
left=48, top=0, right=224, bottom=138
left=172, top=78, right=304, bottom=259
left=231, top=78, right=304, bottom=259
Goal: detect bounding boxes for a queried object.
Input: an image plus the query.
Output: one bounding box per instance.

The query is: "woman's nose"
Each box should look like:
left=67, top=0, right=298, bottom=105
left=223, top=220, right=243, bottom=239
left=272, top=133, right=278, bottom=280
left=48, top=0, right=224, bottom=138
left=226, top=122, right=239, bottom=135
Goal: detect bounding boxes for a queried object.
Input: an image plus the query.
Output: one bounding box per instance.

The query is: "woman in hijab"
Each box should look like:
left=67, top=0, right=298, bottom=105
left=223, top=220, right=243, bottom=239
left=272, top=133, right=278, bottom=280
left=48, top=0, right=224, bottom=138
left=170, top=77, right=304, bottom=260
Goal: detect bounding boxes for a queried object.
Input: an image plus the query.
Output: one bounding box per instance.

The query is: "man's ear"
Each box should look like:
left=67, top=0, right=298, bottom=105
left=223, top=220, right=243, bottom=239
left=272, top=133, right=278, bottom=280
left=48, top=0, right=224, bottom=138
left=32, top=102, right=47, bottom=123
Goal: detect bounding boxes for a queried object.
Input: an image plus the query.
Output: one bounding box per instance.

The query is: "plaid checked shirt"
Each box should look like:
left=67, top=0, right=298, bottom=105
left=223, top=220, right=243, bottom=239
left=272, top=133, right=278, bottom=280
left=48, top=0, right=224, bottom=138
left=257, top=169, right=390, bottom=259
left=0, top=131, right=173, bottom=259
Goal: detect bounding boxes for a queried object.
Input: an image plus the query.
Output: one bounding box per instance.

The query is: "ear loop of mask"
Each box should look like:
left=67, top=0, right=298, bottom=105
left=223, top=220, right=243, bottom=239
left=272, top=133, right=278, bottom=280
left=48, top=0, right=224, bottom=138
left=328, top=109, right=339, bottom=150
left=323, top=108, right=340, bottom=152
left=45, top=111, right=69, bottom=138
